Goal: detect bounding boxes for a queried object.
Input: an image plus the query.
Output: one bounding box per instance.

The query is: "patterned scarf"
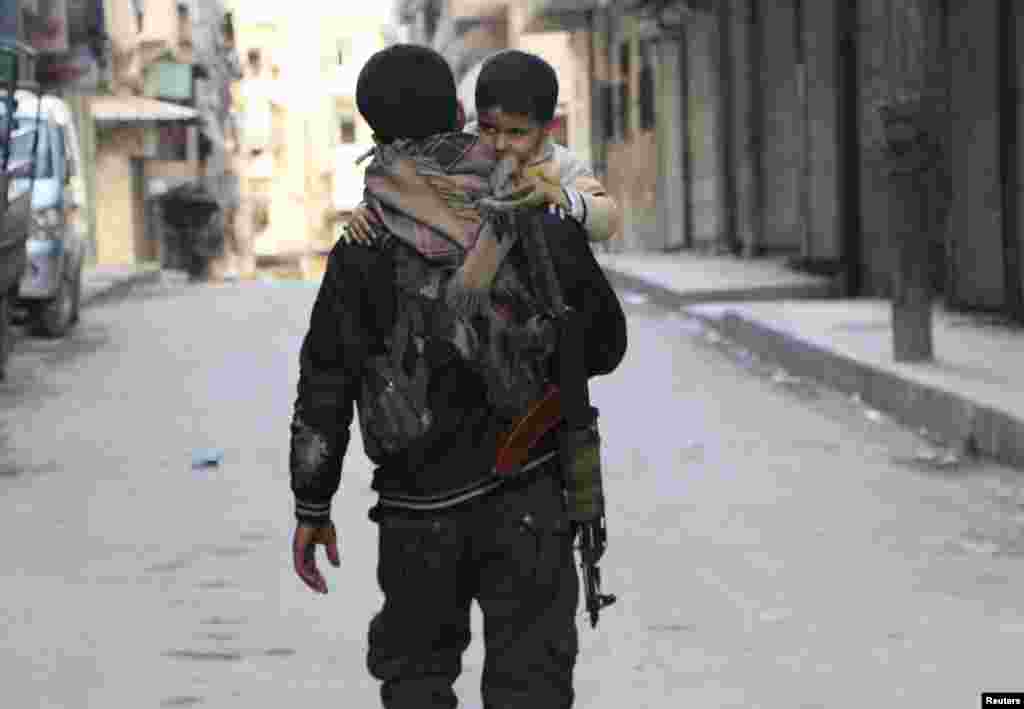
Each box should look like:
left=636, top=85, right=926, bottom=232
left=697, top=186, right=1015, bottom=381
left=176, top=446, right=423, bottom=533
left=359, top=133, right=555, bottom=420
left=361, top=132, right=523, bottom=320
left=361, top=133, right=491, bottom=257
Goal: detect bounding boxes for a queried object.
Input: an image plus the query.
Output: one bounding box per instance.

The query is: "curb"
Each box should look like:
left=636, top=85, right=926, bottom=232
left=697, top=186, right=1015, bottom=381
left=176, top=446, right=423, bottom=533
left=81, top=266, right=163, bottom=308
left=686, top=307, right=1024, bottom=470
left=600, top=261, right=1024, bottom=470
left=603, top=267, right=839, bottom=308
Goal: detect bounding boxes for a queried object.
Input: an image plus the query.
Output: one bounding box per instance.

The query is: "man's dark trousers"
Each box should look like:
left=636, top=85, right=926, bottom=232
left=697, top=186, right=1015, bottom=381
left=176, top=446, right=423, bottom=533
left=367, top=465, right=579, bottom=708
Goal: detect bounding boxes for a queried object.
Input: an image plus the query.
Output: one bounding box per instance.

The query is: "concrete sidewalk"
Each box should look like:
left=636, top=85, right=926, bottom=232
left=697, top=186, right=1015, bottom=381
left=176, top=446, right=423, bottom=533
left=82, top=263, right=164, bottom=307
left=596, top=250, right=839, bottom=304
left=598, top=250, right=1024, bottom=471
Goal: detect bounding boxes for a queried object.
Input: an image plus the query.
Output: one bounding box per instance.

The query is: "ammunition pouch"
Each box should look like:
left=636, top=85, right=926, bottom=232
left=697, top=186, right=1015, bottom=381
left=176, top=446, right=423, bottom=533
left=560, top=407, right=604, bottom=524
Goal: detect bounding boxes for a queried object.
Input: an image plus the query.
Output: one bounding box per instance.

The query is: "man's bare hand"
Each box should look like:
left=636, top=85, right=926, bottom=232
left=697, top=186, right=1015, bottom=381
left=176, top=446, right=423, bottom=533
left=292, top=522, right=340, bottom=594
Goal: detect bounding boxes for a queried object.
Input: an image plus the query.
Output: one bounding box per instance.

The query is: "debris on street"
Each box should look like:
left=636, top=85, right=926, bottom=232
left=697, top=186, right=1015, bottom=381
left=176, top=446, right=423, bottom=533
left=191, top=448, right=224, bottom=469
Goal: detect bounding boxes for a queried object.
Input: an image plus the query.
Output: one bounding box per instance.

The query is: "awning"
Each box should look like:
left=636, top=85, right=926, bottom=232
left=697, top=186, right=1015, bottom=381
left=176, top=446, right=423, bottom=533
left=90, top=95, right=198, bottom=124
left=522, top=0, right=598, bottom=33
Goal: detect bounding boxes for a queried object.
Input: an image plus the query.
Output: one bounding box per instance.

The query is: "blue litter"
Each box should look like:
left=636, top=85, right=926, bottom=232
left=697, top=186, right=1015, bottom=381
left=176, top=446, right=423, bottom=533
left=192, top=449, right=224, bottom=469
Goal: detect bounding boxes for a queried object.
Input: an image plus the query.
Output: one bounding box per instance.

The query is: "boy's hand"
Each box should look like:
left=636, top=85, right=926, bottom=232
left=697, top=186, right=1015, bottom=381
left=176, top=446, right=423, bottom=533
left=292, top=522, right=340, bottom=594
left=523, top=163, right=561, bottom=189
left=341, top=203, right=377, bottom=245
left=480, top=183, right=548, bottom=214
left=482, top=182, right=568, bottom=218
left=481, top=165, right=568, bottom=217
left=520, top=165, right=569, bottom=212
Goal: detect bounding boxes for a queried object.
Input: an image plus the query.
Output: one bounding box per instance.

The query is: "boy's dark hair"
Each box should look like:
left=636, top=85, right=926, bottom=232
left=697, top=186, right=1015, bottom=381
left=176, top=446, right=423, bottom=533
left=475, top=50, right=558, bottom=124
left=356, top=44, right=458, bottom=143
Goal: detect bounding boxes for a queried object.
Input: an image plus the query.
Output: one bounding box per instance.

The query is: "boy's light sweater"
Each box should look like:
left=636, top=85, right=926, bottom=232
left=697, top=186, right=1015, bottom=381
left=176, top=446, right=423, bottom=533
left=466, top=122, right=621, bottom=243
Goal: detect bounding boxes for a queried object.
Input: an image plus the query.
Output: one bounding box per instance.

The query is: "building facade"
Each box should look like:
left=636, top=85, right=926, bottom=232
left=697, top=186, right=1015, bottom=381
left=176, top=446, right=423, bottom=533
left=396, top=0, right=592, bottom=200
left=397, top=0, right=1024, bottom=322
left=15, top=0, right=241, bottom=268
left=228, top=3, right=387, bottom=275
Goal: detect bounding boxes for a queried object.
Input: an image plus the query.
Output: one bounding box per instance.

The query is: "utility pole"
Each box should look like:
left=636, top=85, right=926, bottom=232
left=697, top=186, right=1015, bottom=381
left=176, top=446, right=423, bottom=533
left=880, top=97, right=940, bottom=361
left=878, top=0, right=945, bottom=363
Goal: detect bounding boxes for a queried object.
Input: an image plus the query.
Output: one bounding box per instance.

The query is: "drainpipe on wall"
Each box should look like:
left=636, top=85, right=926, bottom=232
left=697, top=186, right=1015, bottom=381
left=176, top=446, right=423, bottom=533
left=67, top=94, right=99, bottom=266
left=794, top=0, right=813, bottom=261
left=717, top=0, right=740, bottom=255
left=591, top=10, right=607, bottom=182
left=590, top=7, right=612, bottom=184
left=728, top=0, right=760, bottom=259
left=746, top=0, right=765, bottom=257
left=587, top=10, right=600, bottom=179
left=999, top=0, right=1023, bottom=321
left=837, top=0, right=863, bottom=296
left=681, top=20, right=694, bottom=250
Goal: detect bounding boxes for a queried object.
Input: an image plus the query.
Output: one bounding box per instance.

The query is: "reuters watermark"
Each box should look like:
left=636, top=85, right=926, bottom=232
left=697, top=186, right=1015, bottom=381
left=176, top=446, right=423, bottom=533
left=983, top=693, right=1024, bottom=706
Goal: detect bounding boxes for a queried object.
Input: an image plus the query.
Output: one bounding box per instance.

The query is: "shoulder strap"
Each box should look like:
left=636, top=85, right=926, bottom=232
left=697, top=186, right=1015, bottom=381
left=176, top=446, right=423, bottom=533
left=520, top=211, right=594, bottom=430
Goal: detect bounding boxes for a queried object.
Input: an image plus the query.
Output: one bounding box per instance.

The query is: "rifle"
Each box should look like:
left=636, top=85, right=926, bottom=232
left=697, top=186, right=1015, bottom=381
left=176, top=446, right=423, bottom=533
left=521, top=207, right=617, bottom=629
left=483, top=157, right=617, bottom=627
left=493, top=384, right=562, bottom=476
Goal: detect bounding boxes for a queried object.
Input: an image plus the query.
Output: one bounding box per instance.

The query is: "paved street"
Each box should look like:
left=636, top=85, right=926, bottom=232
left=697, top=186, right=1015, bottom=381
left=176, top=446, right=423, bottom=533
left=3, top=277, right=1024, bottom=708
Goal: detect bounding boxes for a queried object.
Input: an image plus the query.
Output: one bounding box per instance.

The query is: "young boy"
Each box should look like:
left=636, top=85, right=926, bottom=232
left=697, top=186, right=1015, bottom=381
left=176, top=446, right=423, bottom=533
left=471, top=49, right=620, bottom=244
left=343, top=49, right=620, bottom=246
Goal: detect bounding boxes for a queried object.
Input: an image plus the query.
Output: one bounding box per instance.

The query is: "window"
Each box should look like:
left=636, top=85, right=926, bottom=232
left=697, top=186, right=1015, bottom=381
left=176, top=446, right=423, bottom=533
left=639, top=40, right=655, bottom=131
left=178, top=0, right=199, bottom=24
left=247, top=48, right=262, bottom=75
left=424, top=0, right=440, bottom=41
left=145, top=61, right=193, bottom=101
left=340, top=117, right=356, bottom=144
left=222, top=12, right=236, bottom=45
left=131, top=0, right=144, bottom=32
left=597, top=80, right=614, bottom=142
left=550, top=114, right=568, bottom=147
left=337, top=38, right=352, bottom=66
left=157, top=123, right=188, bottom=161
left=177, top=2, right=191, bottom=42
left=618, top=42, right=631, bottom=140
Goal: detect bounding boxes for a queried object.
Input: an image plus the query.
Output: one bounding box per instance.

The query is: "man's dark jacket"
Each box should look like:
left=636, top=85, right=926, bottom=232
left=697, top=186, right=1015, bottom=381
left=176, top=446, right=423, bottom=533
left=289, top=213, right=627, bottom=524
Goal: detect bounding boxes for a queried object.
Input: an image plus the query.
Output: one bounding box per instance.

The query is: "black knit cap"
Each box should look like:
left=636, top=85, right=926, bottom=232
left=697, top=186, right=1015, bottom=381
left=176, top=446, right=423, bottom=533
left=356, top=44, right=458, bottom=143
left=475, top=50, right=559, bottom=124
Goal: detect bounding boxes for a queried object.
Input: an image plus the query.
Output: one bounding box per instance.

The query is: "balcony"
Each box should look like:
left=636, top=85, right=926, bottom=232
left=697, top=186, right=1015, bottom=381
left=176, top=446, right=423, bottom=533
left=523, top=0, right=598, bottom=34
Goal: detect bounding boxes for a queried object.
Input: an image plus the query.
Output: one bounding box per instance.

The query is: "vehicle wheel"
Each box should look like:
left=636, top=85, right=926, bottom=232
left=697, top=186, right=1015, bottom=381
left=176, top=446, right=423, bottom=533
left=69, top=260, right=83, bottom=325
left=0, top=295, right=9, bottom=380
left=10, top=303, right=29, bottom=326
left=32, top=263, right=76, bottom=338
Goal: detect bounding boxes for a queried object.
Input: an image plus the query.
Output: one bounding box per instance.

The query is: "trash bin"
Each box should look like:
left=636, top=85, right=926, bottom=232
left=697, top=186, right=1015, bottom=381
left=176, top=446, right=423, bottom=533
left=157, top=183, right=223, bottom=281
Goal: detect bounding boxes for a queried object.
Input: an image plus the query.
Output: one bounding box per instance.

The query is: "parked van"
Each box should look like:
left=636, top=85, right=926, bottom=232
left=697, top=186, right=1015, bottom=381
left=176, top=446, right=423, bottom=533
left=0, top=41, right=40, bottom=379
left=13, top=91, right=86, bottom=337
